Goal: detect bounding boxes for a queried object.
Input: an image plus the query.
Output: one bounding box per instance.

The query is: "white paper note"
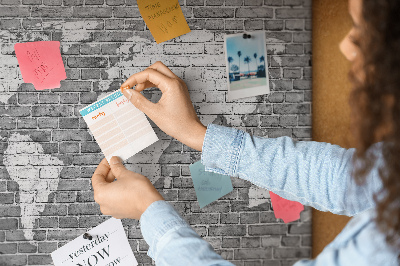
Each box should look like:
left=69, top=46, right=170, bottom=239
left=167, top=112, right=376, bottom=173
left=80, top=90, right=158, bottom=162
left=51, top=218, right=138, bottom=266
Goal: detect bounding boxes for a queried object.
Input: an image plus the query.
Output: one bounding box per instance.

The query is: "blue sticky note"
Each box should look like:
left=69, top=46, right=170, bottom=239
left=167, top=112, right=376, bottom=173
left=189, top=161, right=234, bottom=208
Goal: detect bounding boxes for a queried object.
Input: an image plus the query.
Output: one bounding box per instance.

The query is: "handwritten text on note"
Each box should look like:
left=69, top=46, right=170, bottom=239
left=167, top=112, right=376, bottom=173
left=137, top=0, right=191, bottom=43
left=14, top=41, right=66, bottom=91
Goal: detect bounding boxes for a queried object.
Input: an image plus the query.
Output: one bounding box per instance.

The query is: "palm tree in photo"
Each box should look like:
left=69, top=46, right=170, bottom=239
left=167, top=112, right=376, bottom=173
left=244, top=56, right=251, bottom=78
left=228, top=56, right=233, bottom=73
left=237, top=51, right=242, bottom=78
left=260, top=55, right=265, bottom=70
left=253, top=53, right=258, bottom=74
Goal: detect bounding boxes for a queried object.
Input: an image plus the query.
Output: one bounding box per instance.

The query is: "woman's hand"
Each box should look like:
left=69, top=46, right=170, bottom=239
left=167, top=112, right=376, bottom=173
left=91, top=157, right=164, bottom=220
left=120, top=61, right=207, bottom=152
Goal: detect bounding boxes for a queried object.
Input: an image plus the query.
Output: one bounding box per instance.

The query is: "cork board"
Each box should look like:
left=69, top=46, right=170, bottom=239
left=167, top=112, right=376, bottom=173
left=312, top=0, right=353, bottom=257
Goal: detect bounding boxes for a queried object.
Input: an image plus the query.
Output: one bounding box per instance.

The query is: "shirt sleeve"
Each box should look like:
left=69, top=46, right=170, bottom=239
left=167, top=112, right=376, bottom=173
left=140, top=200, right=234, bottom=266
left=201, top=124, right=383, bottom=216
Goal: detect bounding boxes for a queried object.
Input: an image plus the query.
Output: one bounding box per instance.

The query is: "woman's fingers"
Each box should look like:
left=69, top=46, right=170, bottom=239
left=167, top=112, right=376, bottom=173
left=91, top=158, right=110, bottom=190
left=120, top=68, right=173, bottom=93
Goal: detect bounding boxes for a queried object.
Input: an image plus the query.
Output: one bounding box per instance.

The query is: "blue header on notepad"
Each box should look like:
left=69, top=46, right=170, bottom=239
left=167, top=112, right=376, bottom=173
left=80, top=91, right=123, bottom=117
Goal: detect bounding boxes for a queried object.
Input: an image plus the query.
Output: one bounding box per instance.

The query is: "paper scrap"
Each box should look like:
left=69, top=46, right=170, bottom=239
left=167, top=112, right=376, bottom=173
left=137, top=0, right=191, bottom=43
left=269, top=191, right=304, bottom=223
left=189, top=161, right=233, bottom=208
left=51, top=218, right=138, bottom=266
left=79, top=90, right=158, bottom=163
left=14, top=41, right=66, bottom=90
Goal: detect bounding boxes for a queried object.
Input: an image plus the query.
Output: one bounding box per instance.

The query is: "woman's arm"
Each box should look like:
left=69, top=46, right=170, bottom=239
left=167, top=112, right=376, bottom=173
left=91, top=157, right=233, bottom=266
left=140, top=201, right=234, bottom=266
left=118, top=62, right=382, bottom=217
left=202, top=124, right=383, bottom=216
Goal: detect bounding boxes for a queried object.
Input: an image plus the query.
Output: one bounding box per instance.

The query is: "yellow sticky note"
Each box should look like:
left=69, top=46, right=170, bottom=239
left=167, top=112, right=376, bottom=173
left=137, top=0, right=191, bottom=43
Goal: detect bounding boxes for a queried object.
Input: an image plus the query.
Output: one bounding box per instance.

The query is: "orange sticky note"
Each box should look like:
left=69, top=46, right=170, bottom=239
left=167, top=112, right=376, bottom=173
left=270, top=191, right=304, bottom=223
left=14, top=41, right=66, bottom=91
left=137, top=0, right=191, bottom=43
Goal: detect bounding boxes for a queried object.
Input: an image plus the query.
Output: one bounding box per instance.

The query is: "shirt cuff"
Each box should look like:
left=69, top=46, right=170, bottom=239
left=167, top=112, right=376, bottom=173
left=201, top=124, right=245, bottom=176
left=139, top=200, right=189, bottom=259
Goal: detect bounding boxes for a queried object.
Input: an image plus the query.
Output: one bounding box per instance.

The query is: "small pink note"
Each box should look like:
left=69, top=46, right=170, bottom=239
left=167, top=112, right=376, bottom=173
left=270, top=191, right=304, bottom=223
left=14, top=41, right=66, bottom=91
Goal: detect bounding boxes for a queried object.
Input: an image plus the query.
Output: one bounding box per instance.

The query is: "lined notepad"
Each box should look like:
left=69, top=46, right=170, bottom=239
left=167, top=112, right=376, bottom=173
left=80, top=91, right=158, bottom=162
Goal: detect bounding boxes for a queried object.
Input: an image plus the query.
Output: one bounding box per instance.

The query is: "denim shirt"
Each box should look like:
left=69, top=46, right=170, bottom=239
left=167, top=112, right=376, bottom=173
left=140, top=124, right=399, bottom=265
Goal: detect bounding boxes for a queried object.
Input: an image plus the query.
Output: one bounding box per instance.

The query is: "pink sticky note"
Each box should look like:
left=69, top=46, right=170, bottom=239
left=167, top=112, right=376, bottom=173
left=14, top=41, right=66, bottom=90
left=270, top=191, right=304, bottom=223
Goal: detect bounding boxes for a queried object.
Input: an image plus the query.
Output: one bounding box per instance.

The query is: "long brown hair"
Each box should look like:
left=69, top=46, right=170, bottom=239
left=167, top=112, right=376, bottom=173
left=350, top=0, right=400, bottom=250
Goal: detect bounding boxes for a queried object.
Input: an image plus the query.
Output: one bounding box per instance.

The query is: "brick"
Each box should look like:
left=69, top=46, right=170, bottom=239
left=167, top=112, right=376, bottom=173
left=39, top=94, right=59, bottom=104
left=59, top=118, right=79, bottom=129
left=244, top=19, right=263, bottom=30
left=38, top=242, right=57, bottom=253
left=68, top=203, right=100, bottom=215
left=39, top=217, right=58, bottom=228
left=18, top=242, right=37, bottom=253
left=0, top=19, right=21, bottom=30
left=125, top=19, right=145, bottom=30
left=283, top=68, right=302, bottom=79
left=0, top=255, right=27, bottom=266
left=249, top=224, right=287, bottom=235
left=234, top=248, right=272, bottom=259
left=47, top=228, right=86, bottom=240
left=276, top=8, right=311, bottom=19
left=44, top=0, right=63, bottom=5
left=38, top=118, right=58, bottom=129
left=113, top=7, right=141, bottom=18
left=288, top=223, right=311, bottom=234
left=221, top=213, right=239, bottom=224
left=0, top=117, right=16, bottom=130
left=273, top=104, right=310, bottom=114
left=68, top=57, right=108, bottom=68
left=286, top=19, right=304, bottom=30
left=106, top=0, right=124, bottom=5
left=0, top=192, right=14, bottom=204
left=32, top=105, right=74, bottom=117
left=0, top=7, right=30, bottom=17
left=281, top=236, right=300, bottom=246
left=244, top=0, right=263, bottom=5
left=28, top=254, right=53, bottom=265
left=59, top=216, right=78, bottom=228
left=0, top=218, right=18, bottom=230
left=80, top=44, right=101, bottom=55
left=222, top=237, right=240, bottom=248
left=240, top=212, right=259, bottom=223
left=58, top=180, right=91, bottom=191
left=265, top=20, right=284, bottom=30
left=209, top=225, right=246, bottom=236
left=42, top=204, right=68, bottom=216
left=31, top=7, right=73, bottom=17
left=194, top=7, right=234, bottom=18
left=187, top=0, right=204, bottom=5
left=0, top=243, right=17, bottom=254
left=72, top=7, right=112, bottom=17
left=241, top=236, right=260, bottom=248
left=86, top=0, right=104, bottom=4
left=236, top=7, right=273, bottom=18
left=273, top=247, right=310, bottom=258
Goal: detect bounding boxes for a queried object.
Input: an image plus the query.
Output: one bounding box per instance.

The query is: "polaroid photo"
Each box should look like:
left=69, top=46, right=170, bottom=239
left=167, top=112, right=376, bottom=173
left=224, top=31, right=270, bottom=100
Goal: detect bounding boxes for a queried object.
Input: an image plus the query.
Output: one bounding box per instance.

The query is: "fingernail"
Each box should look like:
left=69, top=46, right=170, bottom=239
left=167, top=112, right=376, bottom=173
left=110, top=156, right=122, bottom=165
left=120, top=85, right=129, bottom=92
left=124, top=89, right=133, bottom=100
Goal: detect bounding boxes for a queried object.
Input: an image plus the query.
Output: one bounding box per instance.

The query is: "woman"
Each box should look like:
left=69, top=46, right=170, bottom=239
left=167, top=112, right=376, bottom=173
left=91, top=0, right=400, bottom=264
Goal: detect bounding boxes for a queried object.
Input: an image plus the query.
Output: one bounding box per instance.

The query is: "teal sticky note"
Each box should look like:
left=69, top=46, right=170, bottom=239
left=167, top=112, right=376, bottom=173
left=189, top=161, right=234, bottom=208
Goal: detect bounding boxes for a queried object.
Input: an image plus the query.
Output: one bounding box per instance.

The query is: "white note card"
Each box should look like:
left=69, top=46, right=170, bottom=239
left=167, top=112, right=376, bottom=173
left=79, top=90, right=158, bottom=162
left=51, top=218, right=138, bottom=266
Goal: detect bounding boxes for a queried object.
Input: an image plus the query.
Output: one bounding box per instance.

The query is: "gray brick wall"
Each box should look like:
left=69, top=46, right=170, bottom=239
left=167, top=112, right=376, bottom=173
left=0, top=0, right=312, bottom=265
